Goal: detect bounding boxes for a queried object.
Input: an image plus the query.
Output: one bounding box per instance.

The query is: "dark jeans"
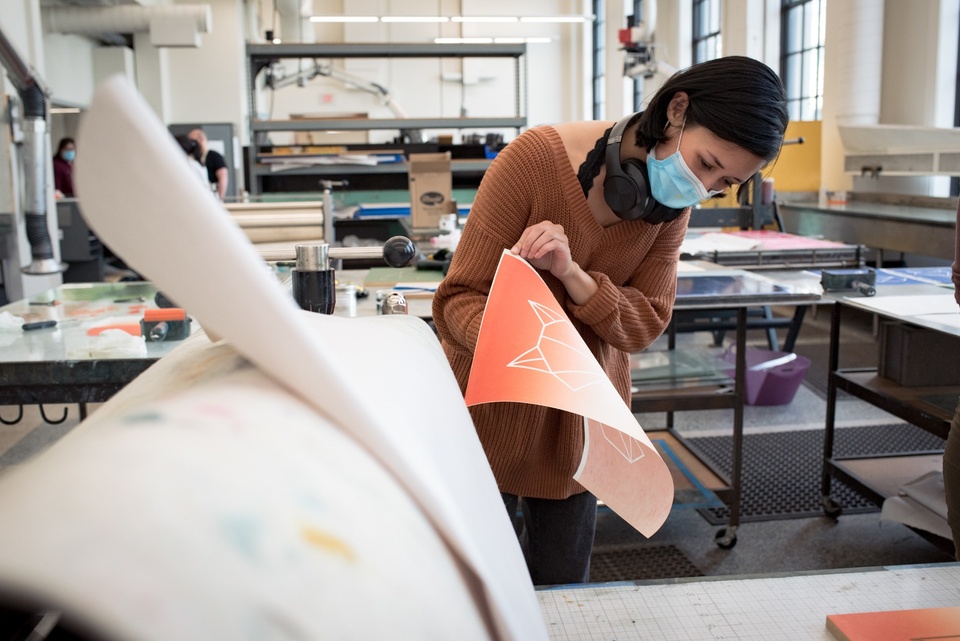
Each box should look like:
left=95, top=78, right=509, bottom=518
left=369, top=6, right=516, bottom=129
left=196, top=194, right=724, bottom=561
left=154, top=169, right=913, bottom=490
left=945, top=399, right=960, bottom=559
left=501, top=491, right=597, bottom=586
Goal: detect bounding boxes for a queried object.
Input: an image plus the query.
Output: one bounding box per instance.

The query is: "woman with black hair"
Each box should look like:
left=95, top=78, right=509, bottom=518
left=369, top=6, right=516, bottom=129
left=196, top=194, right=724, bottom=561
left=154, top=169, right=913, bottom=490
left=53, top=137, right=76, bottom=197
left=432, top=55, right=789, bottom=586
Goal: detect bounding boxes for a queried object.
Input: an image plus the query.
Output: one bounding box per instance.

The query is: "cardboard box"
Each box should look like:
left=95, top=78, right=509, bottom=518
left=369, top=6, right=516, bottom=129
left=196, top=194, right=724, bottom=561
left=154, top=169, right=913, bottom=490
left=407, top=152, right=453, bottom=229
left=878, top=321, right=960, bottom=386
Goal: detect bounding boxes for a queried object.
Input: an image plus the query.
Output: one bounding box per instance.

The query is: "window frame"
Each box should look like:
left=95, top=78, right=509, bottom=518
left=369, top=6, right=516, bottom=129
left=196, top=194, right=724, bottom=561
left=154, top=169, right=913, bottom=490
left=692, top=0, right=723, bottom=64
left=780, top=0, right=827, bottom=121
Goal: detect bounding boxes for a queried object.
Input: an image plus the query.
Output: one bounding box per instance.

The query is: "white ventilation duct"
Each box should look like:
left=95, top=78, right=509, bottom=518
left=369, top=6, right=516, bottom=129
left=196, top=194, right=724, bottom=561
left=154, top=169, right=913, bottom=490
left=274, top=0, right=314, bottom=43
left=42, top=5, right=212, bottom=48
left=821, top=0, right=885, bottom=194
left=831, top=0, right=883, bottom=126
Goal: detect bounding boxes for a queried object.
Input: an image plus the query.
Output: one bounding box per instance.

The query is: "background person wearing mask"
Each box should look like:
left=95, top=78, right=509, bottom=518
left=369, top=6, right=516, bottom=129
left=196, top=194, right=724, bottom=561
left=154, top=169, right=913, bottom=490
left=175, top=134, right=211, bottom=189
left=188, top=128, right=229, bottom=201
left=53, top=137, right=76, bottom=197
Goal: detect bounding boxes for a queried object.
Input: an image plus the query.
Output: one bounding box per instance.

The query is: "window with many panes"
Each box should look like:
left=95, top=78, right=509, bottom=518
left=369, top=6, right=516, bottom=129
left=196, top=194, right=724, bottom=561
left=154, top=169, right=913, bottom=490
left=630, top=0, right=644, bottom=111
left=781, top=0, right=826, bottom=120
left=693, top=0, right=722, bottom=63
left=592, top=0, right=605, bottom=119
left=953, top=9, right=960, bottom=195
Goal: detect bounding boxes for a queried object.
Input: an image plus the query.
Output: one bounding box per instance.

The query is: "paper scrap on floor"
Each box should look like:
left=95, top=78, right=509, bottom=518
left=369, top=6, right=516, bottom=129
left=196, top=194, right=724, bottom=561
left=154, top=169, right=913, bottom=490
left=880, top=470, right=952, bottom=540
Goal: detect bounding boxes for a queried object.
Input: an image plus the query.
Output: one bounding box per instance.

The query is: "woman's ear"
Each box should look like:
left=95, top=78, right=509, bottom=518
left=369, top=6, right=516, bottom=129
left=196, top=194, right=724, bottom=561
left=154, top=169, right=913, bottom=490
left=666, top=91, right=689, bottom=127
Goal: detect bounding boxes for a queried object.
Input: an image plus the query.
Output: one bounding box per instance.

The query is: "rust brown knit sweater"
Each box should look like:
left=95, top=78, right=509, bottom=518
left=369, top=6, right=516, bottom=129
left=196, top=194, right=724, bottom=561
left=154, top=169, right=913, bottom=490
left=432, top=124, right=689, bottom=499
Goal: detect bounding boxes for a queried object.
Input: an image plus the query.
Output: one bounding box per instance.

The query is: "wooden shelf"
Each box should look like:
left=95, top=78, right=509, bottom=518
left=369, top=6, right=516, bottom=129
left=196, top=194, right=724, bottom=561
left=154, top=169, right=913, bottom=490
left=832, top=369, right=956, bottom=438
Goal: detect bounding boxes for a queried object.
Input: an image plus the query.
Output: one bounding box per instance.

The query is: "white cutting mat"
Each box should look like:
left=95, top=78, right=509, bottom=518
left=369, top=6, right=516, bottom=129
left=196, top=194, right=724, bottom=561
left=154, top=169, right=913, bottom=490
left=537, top=563, right=960, bottom=640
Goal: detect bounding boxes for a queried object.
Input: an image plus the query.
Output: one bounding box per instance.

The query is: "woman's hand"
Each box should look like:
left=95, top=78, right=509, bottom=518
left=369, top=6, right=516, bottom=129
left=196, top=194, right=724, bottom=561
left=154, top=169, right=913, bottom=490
left=511, top=221, right=574, bottom=280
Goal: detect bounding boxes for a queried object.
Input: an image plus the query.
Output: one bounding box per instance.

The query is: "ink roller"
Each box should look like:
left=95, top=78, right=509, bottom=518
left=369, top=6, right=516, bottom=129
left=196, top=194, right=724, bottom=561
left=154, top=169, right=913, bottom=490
left=140, top=308, right=191, bottom=342
left=820, top=268, right=877, bottom=297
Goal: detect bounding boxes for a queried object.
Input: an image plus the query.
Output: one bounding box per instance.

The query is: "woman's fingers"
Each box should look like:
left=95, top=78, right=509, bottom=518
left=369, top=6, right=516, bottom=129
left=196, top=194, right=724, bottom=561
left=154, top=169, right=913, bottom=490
left=512, top=222, right=567, bottom=260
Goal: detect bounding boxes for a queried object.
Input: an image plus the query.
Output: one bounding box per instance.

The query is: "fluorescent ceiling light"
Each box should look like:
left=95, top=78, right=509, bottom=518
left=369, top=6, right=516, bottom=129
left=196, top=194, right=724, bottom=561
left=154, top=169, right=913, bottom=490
left=520, top=15, right=591, bottom=23
left=50, top=107, right=82, bottom=114
left=435, top=36, right=552, bottom=44
left=451, top=16, right=519, bottom=23
left=435, top=37, right=494, bottom=44
left=381, top=16, right=449, bottom=23
left=309, top=16, right=378, bottom=22
left=494, top=37, right=552, bottom=44
left=310, top=15, right=592, bottom=24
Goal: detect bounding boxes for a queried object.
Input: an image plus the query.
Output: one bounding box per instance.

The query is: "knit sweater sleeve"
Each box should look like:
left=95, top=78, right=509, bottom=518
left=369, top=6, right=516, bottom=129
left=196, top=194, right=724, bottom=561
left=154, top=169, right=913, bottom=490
left=432, top=129, right=555, bottom=354
left=571, top=210, right=689, bottom=354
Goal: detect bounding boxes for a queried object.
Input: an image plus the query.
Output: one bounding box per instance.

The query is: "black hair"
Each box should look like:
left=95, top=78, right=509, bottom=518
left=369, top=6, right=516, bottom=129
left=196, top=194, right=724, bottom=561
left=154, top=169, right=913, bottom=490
left=56, top=137, right=74, bottom=157
left=175, top=134, right=201, bottom=161
left=635, top=56, right=788, bottom=203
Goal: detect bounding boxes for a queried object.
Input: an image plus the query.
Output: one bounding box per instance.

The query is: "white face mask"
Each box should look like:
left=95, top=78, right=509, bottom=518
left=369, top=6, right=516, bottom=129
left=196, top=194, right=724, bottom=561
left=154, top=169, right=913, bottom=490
left=647, top=125, right=722, bottom=209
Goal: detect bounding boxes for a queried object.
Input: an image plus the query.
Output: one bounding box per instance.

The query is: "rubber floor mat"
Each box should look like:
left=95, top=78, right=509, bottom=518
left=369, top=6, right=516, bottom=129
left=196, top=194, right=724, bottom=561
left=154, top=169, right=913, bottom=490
left=590, top=543, right=703, bottom=583
left=687, top=424, right=946, bottom=524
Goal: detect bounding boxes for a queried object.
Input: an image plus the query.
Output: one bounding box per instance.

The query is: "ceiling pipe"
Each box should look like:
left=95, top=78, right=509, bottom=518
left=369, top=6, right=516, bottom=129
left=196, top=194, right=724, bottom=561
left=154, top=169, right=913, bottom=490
left=274, top=0, right=314, bottom=43
left=42, top=5, right=212, bottom=48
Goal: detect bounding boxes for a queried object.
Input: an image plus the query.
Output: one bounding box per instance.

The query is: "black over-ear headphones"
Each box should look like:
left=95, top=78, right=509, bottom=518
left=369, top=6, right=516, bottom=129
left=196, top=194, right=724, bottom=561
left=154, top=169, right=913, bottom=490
left=602, top=114, right=685, bottom=224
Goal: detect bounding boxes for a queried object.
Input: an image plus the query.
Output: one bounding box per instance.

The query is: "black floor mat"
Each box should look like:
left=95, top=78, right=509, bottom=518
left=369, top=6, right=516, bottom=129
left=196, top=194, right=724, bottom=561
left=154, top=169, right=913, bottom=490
left=687, top=424, right=946, bottom=524
left=590, top=543, right=703, bottom=583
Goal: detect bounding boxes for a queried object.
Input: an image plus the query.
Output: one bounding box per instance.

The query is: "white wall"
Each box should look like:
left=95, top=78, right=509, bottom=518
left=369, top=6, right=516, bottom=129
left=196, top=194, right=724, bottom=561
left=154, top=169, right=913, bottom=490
left=256, top=0, right=589, bottom=147
left=864, top=0, right=960, bottom=196
left=167, top=0, right=248, bottom=140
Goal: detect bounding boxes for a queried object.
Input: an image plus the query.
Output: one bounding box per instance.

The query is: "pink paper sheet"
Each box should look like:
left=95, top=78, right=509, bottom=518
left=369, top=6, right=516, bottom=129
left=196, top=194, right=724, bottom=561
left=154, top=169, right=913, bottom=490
left=466, top=250, right=673, bottom=536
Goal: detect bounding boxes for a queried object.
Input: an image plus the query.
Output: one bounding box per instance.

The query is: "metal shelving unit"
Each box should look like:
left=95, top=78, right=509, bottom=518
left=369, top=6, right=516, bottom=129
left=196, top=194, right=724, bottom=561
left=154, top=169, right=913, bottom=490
left=819, top=288, right=956, bottom=556
left=245, top=42, right=528, bottom=195
left=631, top=271, right=821, bottom=549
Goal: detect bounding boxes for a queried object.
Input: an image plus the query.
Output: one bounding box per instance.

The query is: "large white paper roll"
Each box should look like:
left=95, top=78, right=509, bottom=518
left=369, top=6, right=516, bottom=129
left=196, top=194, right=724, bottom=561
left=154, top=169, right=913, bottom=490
left=8, top=74, right=552, bottom=640
left=0, top=334, right=490, bottom=640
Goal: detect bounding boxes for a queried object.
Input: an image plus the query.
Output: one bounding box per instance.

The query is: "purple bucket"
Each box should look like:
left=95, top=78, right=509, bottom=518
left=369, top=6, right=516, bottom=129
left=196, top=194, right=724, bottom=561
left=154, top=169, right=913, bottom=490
left=722, top=348, right=811, bottom=406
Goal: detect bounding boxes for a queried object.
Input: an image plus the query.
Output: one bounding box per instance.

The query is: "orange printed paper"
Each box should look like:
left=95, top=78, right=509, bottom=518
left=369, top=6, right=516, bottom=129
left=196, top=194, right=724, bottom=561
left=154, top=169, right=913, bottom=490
left=465, top=250, right=673, bottom=536
left=827, top=606, right=960, bottom=641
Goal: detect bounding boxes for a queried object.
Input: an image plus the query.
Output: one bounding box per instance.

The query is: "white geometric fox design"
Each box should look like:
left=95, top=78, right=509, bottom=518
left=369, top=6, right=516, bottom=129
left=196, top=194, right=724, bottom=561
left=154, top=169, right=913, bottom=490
left=507, top=300, right=607, bottom=391
left=596, top=421, right=646, bottom=463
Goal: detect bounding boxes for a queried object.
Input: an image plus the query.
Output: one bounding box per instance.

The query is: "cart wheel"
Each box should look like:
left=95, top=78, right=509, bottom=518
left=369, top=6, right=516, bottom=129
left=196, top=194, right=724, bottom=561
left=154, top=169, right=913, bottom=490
left=715, top=527, right=738, bottom=549
left=821, top=496, right=843, bottom=519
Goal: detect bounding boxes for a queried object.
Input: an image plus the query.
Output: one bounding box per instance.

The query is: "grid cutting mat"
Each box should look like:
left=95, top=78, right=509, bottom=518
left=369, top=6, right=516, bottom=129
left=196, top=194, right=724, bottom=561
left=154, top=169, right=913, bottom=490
left=538, top=563, right=960, bottom=640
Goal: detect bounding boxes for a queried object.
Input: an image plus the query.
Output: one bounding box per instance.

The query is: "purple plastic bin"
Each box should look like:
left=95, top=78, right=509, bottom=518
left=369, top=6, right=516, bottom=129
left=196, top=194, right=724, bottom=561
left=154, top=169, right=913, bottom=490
left=722, top=348, right=811, bottom=406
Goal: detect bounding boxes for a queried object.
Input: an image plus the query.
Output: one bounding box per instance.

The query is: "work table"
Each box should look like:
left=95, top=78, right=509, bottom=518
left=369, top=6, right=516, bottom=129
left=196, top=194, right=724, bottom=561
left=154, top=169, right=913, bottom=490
left=780, top=198, right=957, bottom=261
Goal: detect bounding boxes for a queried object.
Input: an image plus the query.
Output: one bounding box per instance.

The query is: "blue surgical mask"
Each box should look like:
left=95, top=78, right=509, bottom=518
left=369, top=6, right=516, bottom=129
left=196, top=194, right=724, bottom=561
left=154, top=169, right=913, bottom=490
left=62, top=150, right=75, bottom=163
left=647, top=125, right=720, bottom=209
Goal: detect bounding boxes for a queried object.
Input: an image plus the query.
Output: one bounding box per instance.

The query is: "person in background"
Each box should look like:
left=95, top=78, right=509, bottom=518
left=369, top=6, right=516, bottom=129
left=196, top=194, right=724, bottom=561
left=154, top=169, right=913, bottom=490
left=188, top=128, right=229, bottom=201
left=432, top=56, right=789, bottom=586
left=175, top=134, right=211, bottom=189
left=53, top=137, right=76, bottom=197
left=946, top=201, right=960, bottom=559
